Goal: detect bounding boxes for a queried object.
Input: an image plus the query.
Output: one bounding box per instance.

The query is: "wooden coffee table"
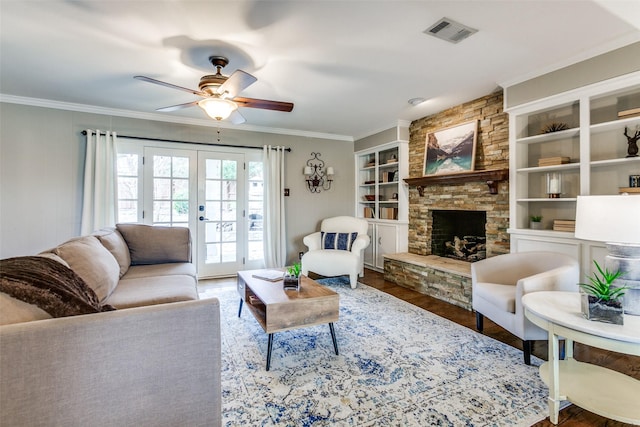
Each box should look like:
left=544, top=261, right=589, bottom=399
left=237, top=270, right=339, bottom=370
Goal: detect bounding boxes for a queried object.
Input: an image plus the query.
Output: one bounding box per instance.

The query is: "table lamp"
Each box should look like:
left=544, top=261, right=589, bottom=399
left=575, top=195, right=640, bottom=315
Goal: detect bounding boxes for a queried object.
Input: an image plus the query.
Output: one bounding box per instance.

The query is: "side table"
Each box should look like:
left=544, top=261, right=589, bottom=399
left=522, top=291, right=640, bottom=425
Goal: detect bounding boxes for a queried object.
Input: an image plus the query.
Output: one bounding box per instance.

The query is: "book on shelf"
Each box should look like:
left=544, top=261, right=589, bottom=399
left=619, top=187, right=640, bottom=194
left=538, top=157, right=570, bottom=167
left=251, top=269, right=284, bottom=282
left=380, top=207, right=398, bottom=220
left=380, top=171, right=396, bottom=183
left=618, top=107, right=640, bottom=119
left=553, top=219, right=575, bottom=232
left=363, top=207, right=375, bottom=218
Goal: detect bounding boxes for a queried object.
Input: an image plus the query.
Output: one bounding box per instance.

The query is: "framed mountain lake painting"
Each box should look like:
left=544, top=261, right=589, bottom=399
left=423, top=120, right=477, bottom=176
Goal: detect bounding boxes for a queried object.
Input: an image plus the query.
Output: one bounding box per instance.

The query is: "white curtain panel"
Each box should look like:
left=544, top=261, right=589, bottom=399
left=262, top=145, right=286, bottom=268
left=80, top=130, right=118, bottom=235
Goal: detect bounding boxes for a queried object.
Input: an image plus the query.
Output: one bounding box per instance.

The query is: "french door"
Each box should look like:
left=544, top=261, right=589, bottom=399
left=135, top=147, right=262, bottom=277
left=196, top=151, right=245, bottom=277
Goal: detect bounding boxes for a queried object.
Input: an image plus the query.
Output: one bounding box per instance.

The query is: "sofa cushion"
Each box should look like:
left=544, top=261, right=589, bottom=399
left=53, top=236, right=120, bottom=302
left=36, top=252, right=70, bottom=268
left=122, top=263, right=197, bottom=281
left=95, top=228, right=131, bottom=278
left=0, top=256, right=115, bottom=325
left=321, top=232, right=358, bottom=251
left=105, top=275, right=198, bottom=309
left=117, top=224, right=191, bottom=265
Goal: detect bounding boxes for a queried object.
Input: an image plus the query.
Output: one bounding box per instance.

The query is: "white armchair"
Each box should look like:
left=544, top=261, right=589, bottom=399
left=471, top=251, right=579, bottom=364
left=301, top=216, right=371, bottom=289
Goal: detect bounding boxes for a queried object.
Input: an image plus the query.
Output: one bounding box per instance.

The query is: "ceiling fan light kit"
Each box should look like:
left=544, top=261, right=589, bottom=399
left=198, top=98, right=237, bottom=121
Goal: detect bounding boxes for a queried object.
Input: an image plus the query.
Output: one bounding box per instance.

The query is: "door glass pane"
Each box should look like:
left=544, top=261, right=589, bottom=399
left=206, top=179, right=221, bottom=200
left=205, top=222, right=220, bottom=242
left=222, top=201, right=236, bottom=220
left=203, top=158, right=238, bottom=265
left=154, top=178, right=171, bottom=199
left=153, top=201, right=171, bottom=222
left=206, top=159, right=221, bottom=179
left=206, top=243, right=220, bottom=263
left=222, top=181, right=236, bottom=200
left=222, top=160, right=236, bottom=179
left=221, top=243, right=236, bottom=262
left=154, top=156, right=171, bottom=177
left=152, top=155, right=190, bottom=227
left=172, top=201, right=189, bottom=222
left=173, top=157, right=189, bottom=178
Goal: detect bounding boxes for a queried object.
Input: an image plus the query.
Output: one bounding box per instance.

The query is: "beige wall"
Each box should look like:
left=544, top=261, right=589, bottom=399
left=0, top=102, right=354, bottom=265
left=504, top=42, right=640, bottom=109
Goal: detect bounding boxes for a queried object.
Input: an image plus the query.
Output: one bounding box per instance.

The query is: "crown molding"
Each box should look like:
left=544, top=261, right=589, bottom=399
left=0, top=94, right=354, bottom=142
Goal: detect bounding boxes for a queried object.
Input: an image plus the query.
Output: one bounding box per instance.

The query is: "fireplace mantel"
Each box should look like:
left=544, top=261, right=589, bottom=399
left=404, top=169, right=508, bottom=196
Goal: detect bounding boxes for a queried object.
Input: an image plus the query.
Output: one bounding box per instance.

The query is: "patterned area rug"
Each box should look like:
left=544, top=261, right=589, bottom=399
left=199, top=276, right=549, bottom=426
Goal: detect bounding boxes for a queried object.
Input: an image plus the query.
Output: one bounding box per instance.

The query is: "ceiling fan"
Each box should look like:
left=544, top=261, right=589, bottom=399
left=134, top=56, right=294, bottom=124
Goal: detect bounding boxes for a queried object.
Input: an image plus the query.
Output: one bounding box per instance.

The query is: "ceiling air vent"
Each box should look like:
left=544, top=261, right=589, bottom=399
left=424, top=17, right=477, bottom=44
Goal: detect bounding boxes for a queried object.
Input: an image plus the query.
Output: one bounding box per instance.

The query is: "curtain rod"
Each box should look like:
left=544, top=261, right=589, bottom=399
left=81, top=130, right=291, bottom=152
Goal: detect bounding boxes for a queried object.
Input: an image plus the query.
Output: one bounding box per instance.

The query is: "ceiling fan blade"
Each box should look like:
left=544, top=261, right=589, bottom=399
left=156, top=101, right=199, bottom=112
left=216, top=70, right=257, bottom=98
left=232, top=96, right=294, bottom=112
left=228, top=110, right=246, bottom=125
left=134, top=75, right=206, bottom=97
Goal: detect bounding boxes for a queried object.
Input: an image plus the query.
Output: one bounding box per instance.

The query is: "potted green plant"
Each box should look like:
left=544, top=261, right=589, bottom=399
left=530, top=215, right=543, bottom=230
left=579, top=260, right=627, bottom=325
left=284, top=262, right=302, bottom=290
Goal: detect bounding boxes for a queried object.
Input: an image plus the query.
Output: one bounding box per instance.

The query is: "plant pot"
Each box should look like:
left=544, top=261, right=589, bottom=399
left=530, top=221, right=542, bottom=230
left=283, top=274, right=301, bottom=291
left=580, top=292, right=624, bottom=325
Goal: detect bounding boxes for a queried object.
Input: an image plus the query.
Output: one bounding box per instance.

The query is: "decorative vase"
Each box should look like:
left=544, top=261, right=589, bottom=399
left=580, top=291, right=624, bottom=325
left=530, top=221, right=542, bottom=230
left=283, top=273, right=301, bottom=291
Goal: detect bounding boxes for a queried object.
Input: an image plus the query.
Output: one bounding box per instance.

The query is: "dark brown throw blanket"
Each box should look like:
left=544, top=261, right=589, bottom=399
left=0, top=256, right=115, bottom=318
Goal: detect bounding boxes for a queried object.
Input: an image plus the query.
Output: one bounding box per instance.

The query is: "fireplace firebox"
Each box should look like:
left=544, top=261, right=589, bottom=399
left=431, top=210, right=487, bottom=262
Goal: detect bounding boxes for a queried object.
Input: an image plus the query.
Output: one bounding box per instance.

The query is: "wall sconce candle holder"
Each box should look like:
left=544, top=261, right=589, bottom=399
left=304, top=152, right=333, bottom=193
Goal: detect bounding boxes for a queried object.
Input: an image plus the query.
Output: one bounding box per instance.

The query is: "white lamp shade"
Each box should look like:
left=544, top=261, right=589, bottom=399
left=326, top=167, right=334, bottom=176
left=198, top=98, right=237, bottom=120
left=303, top=166, right=313, bottom=175
left=575, top=195, right=640, bottom=244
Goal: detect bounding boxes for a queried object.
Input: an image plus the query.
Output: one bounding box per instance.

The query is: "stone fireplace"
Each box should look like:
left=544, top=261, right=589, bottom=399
left=383, top=91, right=510, bottom=310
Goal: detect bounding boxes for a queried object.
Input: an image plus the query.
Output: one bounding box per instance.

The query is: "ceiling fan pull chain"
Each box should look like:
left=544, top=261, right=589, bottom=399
left=217, top=126, right=221, bottom=142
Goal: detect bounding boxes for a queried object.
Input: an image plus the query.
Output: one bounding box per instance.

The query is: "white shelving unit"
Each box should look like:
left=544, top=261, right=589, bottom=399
left=507, top=71, right=640, bottom=278
left=355, top=140, right=408, bottom=271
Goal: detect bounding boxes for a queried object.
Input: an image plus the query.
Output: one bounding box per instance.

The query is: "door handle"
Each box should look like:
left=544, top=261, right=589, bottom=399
left=199, top=216, right=209, bottom=221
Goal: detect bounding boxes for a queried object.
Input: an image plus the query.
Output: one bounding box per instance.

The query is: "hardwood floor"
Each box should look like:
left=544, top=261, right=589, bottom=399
left=202, top=269, right=639, bottom=426
left=356, top=268, right=640, bottom=427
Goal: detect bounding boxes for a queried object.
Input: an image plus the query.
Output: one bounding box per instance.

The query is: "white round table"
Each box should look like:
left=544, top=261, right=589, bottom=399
left=522, top=291, right=640, bottom=425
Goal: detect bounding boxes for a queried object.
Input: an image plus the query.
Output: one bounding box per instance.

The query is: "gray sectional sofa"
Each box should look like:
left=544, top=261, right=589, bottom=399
left=0, top=224, right=221, bottom=427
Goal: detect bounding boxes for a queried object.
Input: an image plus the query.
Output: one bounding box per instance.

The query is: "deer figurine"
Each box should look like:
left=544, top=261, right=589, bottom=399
left=624, top=126, right=639, bottom=157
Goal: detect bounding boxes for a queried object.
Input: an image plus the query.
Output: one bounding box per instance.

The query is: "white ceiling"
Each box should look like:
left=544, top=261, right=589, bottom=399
left=1, top=1, right=639, bottom=141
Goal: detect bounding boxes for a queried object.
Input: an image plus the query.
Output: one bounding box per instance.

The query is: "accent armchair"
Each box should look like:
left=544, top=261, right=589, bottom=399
left=301, top=216, right=371, bottom=289
left=471, top=251, right=579, bottom=364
